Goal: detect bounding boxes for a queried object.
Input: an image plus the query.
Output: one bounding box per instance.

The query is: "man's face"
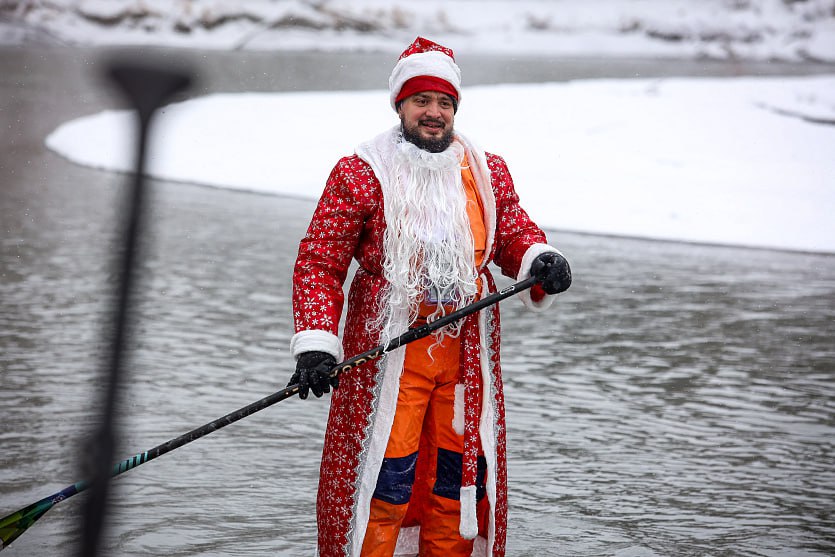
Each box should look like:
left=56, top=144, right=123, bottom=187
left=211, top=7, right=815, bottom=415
left=398, top=91, right=456, bottom=153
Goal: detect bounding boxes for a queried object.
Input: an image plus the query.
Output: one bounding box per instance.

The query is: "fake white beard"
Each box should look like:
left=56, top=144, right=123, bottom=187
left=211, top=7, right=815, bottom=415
left=375, top=137, right=479, bottom=345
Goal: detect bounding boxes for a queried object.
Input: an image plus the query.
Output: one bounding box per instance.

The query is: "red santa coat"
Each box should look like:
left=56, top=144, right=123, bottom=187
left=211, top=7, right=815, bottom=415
left=291, top=127, right=558, bottom=556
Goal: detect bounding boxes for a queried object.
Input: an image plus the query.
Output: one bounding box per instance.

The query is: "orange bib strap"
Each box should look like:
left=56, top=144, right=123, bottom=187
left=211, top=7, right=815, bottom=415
left=461, top=153, right=486, bottom=268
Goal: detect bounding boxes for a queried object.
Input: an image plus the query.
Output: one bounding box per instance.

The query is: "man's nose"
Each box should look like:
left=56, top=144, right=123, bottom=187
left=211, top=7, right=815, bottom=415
left=425, top=101, right=442, bottom=117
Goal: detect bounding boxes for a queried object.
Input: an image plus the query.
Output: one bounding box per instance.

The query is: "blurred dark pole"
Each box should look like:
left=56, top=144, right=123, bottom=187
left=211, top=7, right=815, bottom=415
left=78, top=60, right=192, bottom=557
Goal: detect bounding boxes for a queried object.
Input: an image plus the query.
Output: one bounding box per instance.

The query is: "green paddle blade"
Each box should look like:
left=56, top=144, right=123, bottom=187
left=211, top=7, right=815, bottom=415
left=0, top=481, right=84, bottom=552
left=0, top=496, right=55, bottom=551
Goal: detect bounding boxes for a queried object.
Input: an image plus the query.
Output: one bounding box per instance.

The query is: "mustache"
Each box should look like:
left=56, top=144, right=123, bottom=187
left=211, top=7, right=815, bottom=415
left=401, top=121, right=454, bottom=153
left=419, top=118, right=445, bottom=126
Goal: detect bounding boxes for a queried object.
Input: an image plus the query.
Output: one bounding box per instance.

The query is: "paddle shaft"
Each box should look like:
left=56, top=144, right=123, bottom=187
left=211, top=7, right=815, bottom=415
left=113, top=274, right=539, bottom=475
left=0, top=275, right=537, bottom=551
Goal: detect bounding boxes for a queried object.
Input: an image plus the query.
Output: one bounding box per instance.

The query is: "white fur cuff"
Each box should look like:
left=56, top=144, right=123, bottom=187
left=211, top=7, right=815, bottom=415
left=518, top=243, right=562, bottom=312
left=290, top=329, right=343, bottom=361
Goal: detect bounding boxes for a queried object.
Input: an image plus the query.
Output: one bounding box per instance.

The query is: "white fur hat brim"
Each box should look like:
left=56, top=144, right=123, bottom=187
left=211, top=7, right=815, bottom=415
left=389, top=50, right=462, bottom=111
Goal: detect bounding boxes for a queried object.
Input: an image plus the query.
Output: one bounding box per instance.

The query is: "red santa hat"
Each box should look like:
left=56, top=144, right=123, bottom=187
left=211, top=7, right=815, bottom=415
left=389, top=36, right=462, bottom=111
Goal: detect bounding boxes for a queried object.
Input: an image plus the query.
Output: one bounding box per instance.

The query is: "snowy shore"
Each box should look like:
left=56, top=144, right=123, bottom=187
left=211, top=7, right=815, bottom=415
left=45, top=74, right=835, bottom=254
left=2, top=0, right=835, bottom=62
left=4, top=0, right=835, bottom=253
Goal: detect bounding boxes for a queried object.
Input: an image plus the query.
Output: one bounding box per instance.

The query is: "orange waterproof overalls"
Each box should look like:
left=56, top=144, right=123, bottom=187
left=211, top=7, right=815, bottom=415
left=361, top=156, right=490, bottom=556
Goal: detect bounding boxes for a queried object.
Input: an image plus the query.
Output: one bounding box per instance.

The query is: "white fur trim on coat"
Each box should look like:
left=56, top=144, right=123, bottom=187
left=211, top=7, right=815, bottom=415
left=452, top=383, right=465, bottom=436
left=389, top=50, right=462, bottom=111
left=290, top=329, right=343, bottom=361
left=352, top=129, right=502, bottom=555
left=517, top=243, right=562, bottom=312
left=351, top=310, right=410, bottom=556
left=476, top=281, right=498, bottom=555
left=459, top=485, right=479, bottom=540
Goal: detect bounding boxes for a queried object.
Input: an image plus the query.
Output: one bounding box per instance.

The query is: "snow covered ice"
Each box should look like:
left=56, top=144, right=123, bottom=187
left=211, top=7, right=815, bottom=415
left=5, top=0, right=835, bottom=253
left=45, top=75, right=835, bottom=254
left=3, top=0, right=835, bottom=61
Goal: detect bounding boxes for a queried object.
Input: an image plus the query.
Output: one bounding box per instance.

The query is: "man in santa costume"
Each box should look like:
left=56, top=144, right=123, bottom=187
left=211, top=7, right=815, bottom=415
left=288, top=37, right=571, bottom=557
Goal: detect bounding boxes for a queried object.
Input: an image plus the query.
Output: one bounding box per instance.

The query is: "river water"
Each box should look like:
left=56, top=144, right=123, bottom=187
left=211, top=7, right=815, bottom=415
left=1, top=47, right=833, bottom=556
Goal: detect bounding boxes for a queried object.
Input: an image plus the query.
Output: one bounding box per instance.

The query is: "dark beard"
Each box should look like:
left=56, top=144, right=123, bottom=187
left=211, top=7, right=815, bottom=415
left=401, top=121, right=454, bottom=153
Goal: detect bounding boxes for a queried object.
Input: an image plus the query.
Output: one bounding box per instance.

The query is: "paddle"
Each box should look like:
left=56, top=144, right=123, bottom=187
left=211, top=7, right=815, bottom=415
left=0, top=275, right=538, bottom=551
left=77, top=60, right=192, bottom=557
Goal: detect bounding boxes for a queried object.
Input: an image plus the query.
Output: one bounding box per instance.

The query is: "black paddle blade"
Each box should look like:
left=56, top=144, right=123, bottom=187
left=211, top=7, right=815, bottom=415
left=107, top=61, right=193, bottom=123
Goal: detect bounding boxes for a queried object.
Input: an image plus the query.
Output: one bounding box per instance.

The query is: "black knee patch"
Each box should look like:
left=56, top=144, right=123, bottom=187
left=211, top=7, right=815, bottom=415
left=433, top=448, right=487, bottom=501
left=373, top=452, right=418, bottom=505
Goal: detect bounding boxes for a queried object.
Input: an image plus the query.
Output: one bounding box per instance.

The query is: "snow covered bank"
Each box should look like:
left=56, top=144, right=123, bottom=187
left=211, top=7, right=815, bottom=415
left=2, top=0, right=835, bottom=62
left=45, top=75, right=835, bottom=253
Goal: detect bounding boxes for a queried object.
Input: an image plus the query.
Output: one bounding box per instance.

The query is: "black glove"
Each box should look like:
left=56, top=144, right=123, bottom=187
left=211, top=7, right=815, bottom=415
left=288, top=351, right=338, bottom=399
left=530, top=251, right=572, bottom=295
